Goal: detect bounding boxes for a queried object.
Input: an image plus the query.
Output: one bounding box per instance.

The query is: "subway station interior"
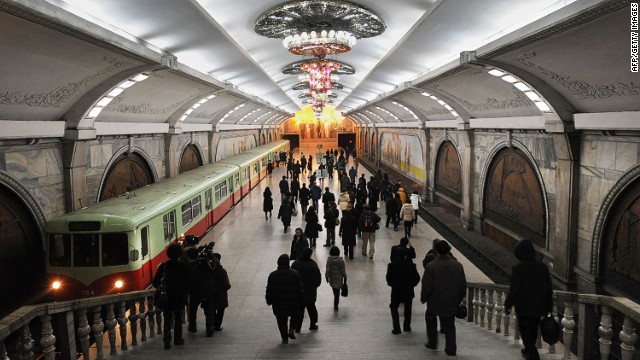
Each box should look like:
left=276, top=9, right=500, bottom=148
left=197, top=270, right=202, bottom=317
left=0, top=0, right=639, bottom=359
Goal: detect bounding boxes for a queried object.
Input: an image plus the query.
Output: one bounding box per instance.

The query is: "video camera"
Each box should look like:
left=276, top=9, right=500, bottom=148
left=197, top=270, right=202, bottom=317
left=195, top=242, right=217, bottom=270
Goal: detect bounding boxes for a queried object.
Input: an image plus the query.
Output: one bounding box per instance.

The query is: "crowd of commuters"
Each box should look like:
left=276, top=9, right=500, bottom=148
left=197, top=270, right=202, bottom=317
left=153, top=147, right=553, bottom=358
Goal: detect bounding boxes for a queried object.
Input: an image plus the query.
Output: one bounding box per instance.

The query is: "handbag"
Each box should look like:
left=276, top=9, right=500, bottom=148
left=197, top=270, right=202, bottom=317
left=317, top=223, right=323, bottom=232
left=292, top=207, right=298, bottom=216
left=340, top=282, right=348, bottom=297
left=455, top=303, right=467, bottom=319
left=540, top=313, right=559, bottom=345
left=335, top=218, right=340, bottom=225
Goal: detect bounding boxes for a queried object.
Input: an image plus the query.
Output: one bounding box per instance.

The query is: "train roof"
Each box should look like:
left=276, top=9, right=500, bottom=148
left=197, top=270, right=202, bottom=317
left=45, top=140, right=289, bottom=233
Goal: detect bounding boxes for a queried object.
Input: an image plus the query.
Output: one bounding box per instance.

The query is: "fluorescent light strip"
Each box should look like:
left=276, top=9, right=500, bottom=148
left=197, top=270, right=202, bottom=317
left=420, top=91, right=460, bottom=119
left=486, top=68, right=552, bottom=113
left=375, top=106, right=399, bottom=121
left=178, top=93, right=217, bottom=122
left=365, top=110, right=384, bottom=122
left=85, top=73, right=151, bottom=119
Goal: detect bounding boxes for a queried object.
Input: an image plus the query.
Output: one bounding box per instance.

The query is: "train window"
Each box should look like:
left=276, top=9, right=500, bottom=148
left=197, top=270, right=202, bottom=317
left=163, top=211, right=176, bottom=242
left=192, top=196, right=201, bottom=218
left=49, top=234, right=71, bottom=267
left=73, top=234, right=100, bottom=267
left=102, top=233, right=128, bottom=266
left=254, top=162, right=259, bottom=173
left=214, top=183, right=222, bottom=202
left=181, top=201, right=193, bottom=226
left=205, top=189, right=212, bottom=209
left=221, top=181, right=227, bottom=197
left=234, top=173, right=240, bottom=188
left=141, top=226, right=149, bottom=259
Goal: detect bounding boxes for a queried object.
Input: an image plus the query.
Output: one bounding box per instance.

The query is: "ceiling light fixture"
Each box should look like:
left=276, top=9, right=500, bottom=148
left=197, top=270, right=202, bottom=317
left=486, top=68, right=553, bottom=113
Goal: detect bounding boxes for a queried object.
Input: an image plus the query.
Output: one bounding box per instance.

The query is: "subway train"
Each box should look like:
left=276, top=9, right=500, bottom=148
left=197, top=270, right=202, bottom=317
left=44, top=140, right=289, bottom=300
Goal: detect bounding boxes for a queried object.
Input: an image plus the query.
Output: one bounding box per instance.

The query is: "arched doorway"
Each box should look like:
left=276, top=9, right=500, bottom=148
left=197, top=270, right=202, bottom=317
left=371, top=134, right=377, bottom=160
left=364, top=132, right=369, bottom=154
left=261, top=134, right=266, bottom=145
left=100, top=152, right=155, bottom=202
left=600, top=178, right=640, bottom=300
left=268, top=132, right=273, bottom=142
left=179, top=145, right=203, bottom=174
left=482, top=147, right=546, bottom=251
left=434, top=141, right=462, bottom=215
left=0, top=183, right=44, bottom=314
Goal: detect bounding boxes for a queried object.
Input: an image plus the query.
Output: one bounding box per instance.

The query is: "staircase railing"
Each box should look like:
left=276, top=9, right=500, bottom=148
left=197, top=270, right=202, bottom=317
left=2, top=284, right=638, bottom=359
left=467, top=282, right=640, bottom=359
left=0, top=289, right=156, bottom=360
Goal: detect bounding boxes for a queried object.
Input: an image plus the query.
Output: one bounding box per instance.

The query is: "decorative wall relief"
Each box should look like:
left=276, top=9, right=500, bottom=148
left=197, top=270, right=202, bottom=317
left=0, top=57, right=128, bottom=107
left=483, top=147, right=546, bottom=249
left=435, top=142, right=462, bottom=203
left=514, top=51, right=640, bottom=99
left=105, top=97, right=184, bottom=116
left=215, top=135, right=256, bottom=161
left=432, top=85, right=533, bottom=112
left=380, top=133, right=425, bottom=182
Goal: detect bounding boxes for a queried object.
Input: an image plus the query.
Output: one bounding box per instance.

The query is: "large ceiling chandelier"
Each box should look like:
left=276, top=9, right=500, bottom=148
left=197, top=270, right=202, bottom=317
left=255, top=0, right=385, bottom=119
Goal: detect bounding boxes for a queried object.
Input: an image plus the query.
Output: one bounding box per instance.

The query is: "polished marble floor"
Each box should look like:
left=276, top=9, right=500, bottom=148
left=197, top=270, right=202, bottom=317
left=108, top=153, right=563, bottom=359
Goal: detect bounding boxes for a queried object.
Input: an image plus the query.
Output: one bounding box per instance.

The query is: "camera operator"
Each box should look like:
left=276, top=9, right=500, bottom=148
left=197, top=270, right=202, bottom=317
left=188, top=242, right=217, bottom=337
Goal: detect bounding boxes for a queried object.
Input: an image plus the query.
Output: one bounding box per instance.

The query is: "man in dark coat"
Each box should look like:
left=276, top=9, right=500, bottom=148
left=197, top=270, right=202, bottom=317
left=390, top=237, right=416, bottom=263
left=290, top=178, right=300, bottom=204
left=359, top=204, right=381, bottom=259
left=504, top=239, right=553, bottom=360
left=299, top=183, right=310, bottom=216
left=153, top=244, right=191, bottom=349
left=421, top=240, right=466, bottom=356
left=339, top=203, right=357, bottom=260
left=290, top=228, right=310, bottom=261
left=277, top=201, right=293, bottom=233
left=211, top=253, right=231, bottom=332
left=323, top=201, right=339, bottom=247
left=321, top=187, right=335, bottom=214
left=266, top=254, right=304, bottom=344
left=291, top=248, right=322, bottom=332
left=387, top=251, right=421, bottom=334
left=279, top=176, right=289, bottom=198
left=300, top=155, right=307, bottom=174
left=188, top=248, right=217, bottom=337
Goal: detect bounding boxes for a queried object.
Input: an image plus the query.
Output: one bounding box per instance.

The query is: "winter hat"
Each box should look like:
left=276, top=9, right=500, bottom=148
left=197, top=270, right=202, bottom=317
left=434, top=240, right=451, bottom=255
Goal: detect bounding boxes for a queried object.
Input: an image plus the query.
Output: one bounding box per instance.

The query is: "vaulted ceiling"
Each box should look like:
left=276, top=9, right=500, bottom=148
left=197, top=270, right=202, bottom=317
left=0, top=0, right=637, bottom=139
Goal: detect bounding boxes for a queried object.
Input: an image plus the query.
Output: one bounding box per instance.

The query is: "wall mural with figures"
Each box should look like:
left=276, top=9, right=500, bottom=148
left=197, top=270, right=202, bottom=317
left=215, top=135, right=256, bottom=161
left=380, top=133, right=425, bottom=182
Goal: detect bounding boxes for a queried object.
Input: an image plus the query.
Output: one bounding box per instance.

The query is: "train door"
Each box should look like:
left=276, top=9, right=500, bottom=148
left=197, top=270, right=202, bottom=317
left=228, top=176, right=236, bottom=205
left=204, top=189, right=213, bottom=230
left=140, top=226, right=152, bottom=286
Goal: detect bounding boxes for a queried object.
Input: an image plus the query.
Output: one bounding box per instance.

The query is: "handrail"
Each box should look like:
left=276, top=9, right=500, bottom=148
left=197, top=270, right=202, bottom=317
left=0, top=290, right=154, bottom=340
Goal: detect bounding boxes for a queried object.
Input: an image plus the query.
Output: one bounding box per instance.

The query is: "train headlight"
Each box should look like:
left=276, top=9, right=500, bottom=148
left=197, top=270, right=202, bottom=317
left=115, top=280, right=123, bottom=289
left=52, top=281, right=61, bottom=290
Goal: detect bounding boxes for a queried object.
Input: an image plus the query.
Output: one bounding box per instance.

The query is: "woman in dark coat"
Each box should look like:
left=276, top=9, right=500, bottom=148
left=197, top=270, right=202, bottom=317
left=291, top=248, right=322, bottom=332
left=504, top=239, right=553, bottom=360
left=263, top=187, right=273, bottom=220
left=153, top=244, right=191, bottom=349
left=277, top=200, right=293, bottom=233
left=304, top=205, right=319, bottom=247
left=339, top=204, right=357, bottom=260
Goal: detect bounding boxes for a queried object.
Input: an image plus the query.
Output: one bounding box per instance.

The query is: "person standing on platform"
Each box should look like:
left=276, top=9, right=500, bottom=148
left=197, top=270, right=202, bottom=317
left=348, top=166, right=357, bottom=184
left=263, top=187, right=273, bottom=220
left=322, top=186, right=335, bottom=214
left=300, top=154, right=307, bottom=175
left=337, top=189, right=350, bottom=215
left=304, top=205, right=320, bottom=247
left=421, top=240, right=467, bottom=356
left=187, top=249, right=217, bottom=337
left=291, top=248, right=322, bottom=332
left=277, top=200, right=293, bottom=233
left=387, top=249, right=420, bottom=334
left=340, top=173, right=351, bottom=192
left=310, top=182, right=322, bottom=210
left=293, top=160, right=301, bottom=179
left=386, top=194, right=400, bottom=231
left=325, top=246, right=347, bottom=310
left=299, top=183, right=310, bottom=217
left=290, top=177, right=300, bottom=204
left=410, top=190, right=421, bottom=224
left=390, top=237, right=416, bottom=263
left=307, top=155, right=313, bottom=173
left=266, top=254, right=304, bottom=344
left=339, top=202, right=357, bottom=260
left=279, top=176, right=289, bottom=199
left=290, top=228, right=309, bottom=261
left=359, top=204, right=381, bottom=259
left=267, top=161, right=274, bottom=178
left=323, top=201, right=339, bottom=247
left=211, top=253, right=230, bottom=332
left=153, top=244, right=190, bottom=350
left=399, top=199, right=416, bottom=238
left=504, top=239, right=553, bottom=360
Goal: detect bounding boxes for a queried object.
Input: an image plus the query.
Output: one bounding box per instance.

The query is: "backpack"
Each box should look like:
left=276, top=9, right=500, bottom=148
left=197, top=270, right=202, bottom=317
left=362, top=212, right=378, bottom=231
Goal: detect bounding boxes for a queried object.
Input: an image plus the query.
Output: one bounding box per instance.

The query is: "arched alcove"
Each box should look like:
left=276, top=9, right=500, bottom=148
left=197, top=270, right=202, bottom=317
left=434, top=141, right=463, bottom=215
left=99, top=152, right=155, bottom=201
left=0, top=177, right=46, bottom=313
left=178, top=144, right=203, bottom=174
left=482, top=147, right=547, bottom=251
left=260, top=134, right=266, bottom=145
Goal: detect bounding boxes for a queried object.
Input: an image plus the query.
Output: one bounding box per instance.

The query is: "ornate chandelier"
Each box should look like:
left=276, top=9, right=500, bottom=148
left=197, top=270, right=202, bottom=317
left=254, top=0, right=385, bottom=120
